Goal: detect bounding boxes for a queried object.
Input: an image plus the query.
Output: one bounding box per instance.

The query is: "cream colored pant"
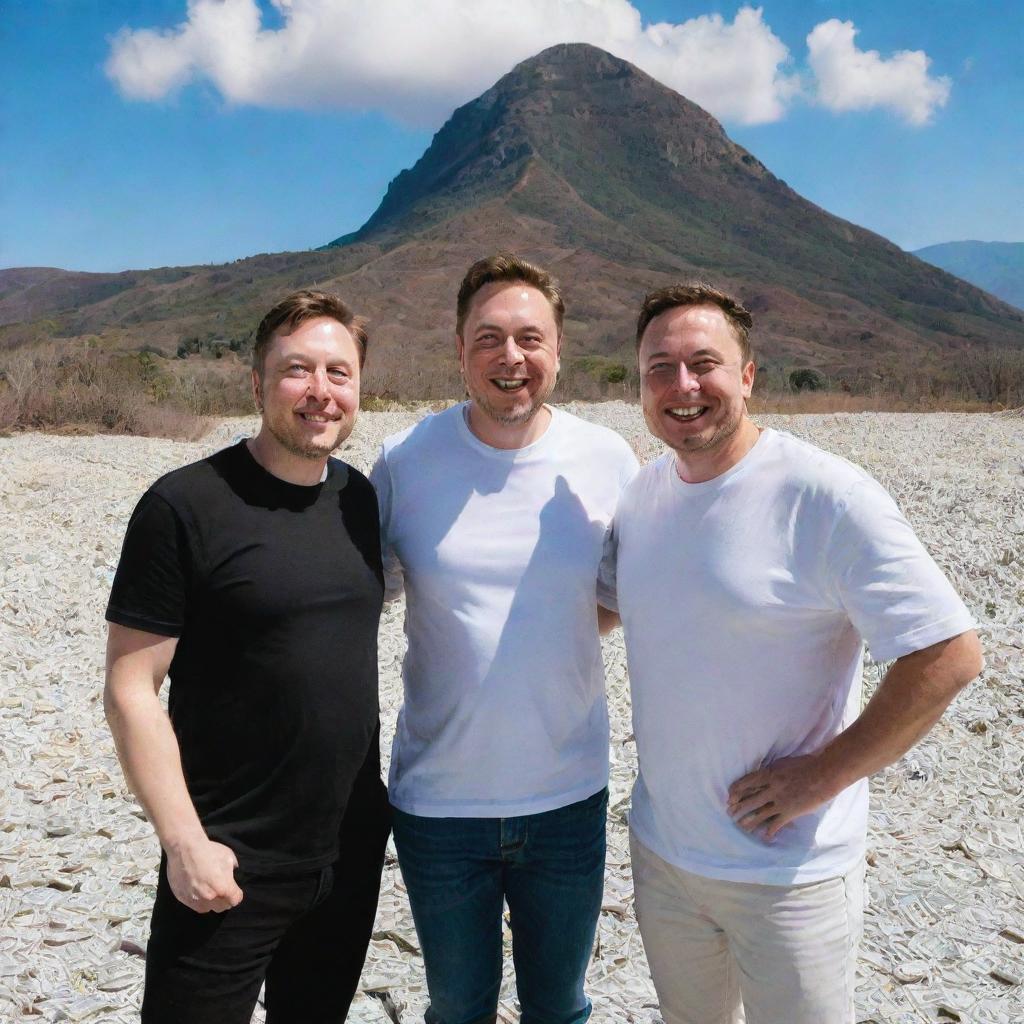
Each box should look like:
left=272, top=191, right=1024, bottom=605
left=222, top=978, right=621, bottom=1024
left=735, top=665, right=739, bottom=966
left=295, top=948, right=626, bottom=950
left=630, top=832, right=864, bottom=1024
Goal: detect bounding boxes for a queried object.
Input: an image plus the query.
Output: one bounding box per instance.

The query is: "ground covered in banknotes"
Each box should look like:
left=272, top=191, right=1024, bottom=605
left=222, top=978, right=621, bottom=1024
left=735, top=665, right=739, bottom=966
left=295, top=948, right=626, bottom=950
left=1, top=406, right=1021, bottom=1023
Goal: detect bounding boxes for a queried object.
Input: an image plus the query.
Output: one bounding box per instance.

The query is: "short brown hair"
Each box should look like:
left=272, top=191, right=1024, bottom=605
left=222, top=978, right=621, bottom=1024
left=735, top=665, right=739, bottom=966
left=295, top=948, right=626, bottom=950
left=253, top=289, right=368, bottom=377
left=456, top=253, right=565, bottom=337
left=636, top=283, right=753, bottom=364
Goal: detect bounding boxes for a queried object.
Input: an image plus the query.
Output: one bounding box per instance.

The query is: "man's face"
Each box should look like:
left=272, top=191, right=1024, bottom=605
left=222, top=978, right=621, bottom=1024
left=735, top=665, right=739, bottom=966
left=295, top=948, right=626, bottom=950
left=252, top=316, right=361, bottom=461
left=638, top=303, right=754, bottom=456
left=456, top=281, right=561, bottom=427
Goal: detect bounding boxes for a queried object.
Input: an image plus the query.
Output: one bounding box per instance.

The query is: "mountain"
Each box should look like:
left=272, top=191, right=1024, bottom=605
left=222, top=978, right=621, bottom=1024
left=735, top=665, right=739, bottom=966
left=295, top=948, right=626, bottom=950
left=913, top=242, right=1024, bottom=310
left=3, top=44, right=1023, bottom=397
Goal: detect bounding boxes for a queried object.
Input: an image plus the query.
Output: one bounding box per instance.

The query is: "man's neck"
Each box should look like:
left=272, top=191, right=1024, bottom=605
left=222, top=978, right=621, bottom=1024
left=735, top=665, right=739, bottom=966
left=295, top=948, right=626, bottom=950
left=674, top=417, right=762, bottom=484
left=247, top=432, right=327, bottom=486
left=465, top=402, right=552, bottom=451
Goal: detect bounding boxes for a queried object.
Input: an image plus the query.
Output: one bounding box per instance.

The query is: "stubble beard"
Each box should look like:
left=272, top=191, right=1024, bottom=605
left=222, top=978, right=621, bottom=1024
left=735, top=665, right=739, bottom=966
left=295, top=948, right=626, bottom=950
left=470, top=379, right=554, bottom=428
left=647, top=402, right=746, bottom=456
left=264, top=414, right=351, bottom=461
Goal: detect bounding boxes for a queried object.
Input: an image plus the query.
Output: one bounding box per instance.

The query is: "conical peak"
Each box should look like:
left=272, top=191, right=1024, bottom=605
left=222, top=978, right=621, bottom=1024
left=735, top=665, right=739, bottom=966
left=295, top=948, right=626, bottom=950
left=509, top=42, right=638, bottom=79
left=483, top=41, right=726, bottom=141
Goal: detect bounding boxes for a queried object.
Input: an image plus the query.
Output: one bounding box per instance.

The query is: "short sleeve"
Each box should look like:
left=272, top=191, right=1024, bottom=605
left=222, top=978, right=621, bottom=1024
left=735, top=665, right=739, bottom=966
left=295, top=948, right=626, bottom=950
left=368, top=449, right=405, bottom=602
left=825, top=478, right=975, bottom=661
left=105, top=490, right=191, bottom=636
left=619, top=444, right=641, bottom=488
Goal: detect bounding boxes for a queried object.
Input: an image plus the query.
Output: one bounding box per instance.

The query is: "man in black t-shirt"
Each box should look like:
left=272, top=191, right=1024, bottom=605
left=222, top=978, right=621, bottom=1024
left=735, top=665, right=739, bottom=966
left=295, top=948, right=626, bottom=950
left=104, top=290, right=389, bottom=1023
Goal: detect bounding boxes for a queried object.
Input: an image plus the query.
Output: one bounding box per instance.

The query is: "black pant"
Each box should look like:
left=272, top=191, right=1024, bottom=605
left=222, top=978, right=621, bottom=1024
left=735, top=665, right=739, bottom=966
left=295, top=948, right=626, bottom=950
left=141, top=776, right=391, bottom=1024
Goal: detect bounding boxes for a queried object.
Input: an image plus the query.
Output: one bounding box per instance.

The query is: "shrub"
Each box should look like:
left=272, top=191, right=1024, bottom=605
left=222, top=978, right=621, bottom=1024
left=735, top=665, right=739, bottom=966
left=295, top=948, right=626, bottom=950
left=789, top=368, right=826, bottom=392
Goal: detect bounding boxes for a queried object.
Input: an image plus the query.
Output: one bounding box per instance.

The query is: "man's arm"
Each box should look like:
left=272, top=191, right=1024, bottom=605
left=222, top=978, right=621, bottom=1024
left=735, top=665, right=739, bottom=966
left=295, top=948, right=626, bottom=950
left=105, top=623, right=243, bottom=913
left=727, top=629, right=983, bottom=840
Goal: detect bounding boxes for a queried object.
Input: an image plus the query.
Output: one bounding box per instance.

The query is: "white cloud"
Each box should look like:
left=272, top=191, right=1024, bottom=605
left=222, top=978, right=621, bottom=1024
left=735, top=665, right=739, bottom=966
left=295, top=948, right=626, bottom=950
left=807, top=19, right=951, bottom=125
left=105, top=0, right=799, bottom=126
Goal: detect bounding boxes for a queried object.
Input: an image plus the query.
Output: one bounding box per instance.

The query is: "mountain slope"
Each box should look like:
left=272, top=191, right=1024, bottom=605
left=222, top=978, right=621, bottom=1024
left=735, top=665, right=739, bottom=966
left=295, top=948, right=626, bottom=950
left=913, top=241, right=1024, bottom=310
left=3, top=44, right=1022, bottom=396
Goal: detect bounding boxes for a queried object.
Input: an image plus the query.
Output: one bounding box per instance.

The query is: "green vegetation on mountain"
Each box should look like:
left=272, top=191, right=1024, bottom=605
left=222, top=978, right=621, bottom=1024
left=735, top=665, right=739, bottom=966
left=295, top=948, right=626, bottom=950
left=3, top=43, right=1023, bottom=413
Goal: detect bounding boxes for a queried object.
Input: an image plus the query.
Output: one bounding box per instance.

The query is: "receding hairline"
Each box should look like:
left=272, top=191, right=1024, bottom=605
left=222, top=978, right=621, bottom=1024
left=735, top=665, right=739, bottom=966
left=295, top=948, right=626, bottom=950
left=460, top=281, right=562, bottom=336
left=640, top=303, right=743, bottom=346
left=455, top=253, right=565, bottom=338
left=253, top=289, right=368, bottom=376
left=636, top=284, right=753, bottom=364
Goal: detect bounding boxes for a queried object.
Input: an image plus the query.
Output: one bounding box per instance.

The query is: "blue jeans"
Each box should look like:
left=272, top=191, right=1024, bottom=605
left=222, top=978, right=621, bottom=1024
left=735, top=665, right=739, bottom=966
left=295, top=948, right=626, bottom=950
left=392, top=788, right=608, bottom=1024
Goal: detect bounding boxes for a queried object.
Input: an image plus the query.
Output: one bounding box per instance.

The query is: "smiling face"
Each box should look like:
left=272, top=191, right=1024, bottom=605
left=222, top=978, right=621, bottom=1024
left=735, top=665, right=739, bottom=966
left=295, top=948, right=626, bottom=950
left=639, top=303, right=757, bottom=481
left=252, top=315, right=361, bottom=466
left=456, top=280, right=561, bottom=441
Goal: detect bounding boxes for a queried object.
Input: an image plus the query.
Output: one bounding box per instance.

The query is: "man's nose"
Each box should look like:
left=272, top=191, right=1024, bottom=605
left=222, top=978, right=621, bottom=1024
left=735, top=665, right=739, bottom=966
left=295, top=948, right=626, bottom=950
left=306, top=368, right=331, bottom=400
left=499, top=337, right=525, bottom=364
left=674, top=364, right=701, bottom=392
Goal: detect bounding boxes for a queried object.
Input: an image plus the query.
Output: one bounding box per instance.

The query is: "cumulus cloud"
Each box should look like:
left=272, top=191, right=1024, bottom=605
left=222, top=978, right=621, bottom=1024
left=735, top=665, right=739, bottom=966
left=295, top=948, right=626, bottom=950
left=807, top=19, right=951, bottom=125
left=105, top=0, right=799, bottom=126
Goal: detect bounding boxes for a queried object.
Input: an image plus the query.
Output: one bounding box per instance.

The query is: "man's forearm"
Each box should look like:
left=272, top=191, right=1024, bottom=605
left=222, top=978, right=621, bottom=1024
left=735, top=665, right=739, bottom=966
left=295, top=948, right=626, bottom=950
left=104, top=686, right=206, bottom=852
left=815, top=630, right=984, bottom=795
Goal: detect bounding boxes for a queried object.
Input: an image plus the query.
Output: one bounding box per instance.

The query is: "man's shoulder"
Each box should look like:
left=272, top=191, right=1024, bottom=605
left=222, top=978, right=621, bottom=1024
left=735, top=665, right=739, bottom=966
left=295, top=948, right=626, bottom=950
left=616, top=451, right=671, bottom=509
left=380, top=405, right=459, bottom=460
left=760, top=429, right=872, bottom=495
left=551, top=407, right=636, bottom=460
left=146, top=444, right=236, bottom=508
left=327, top=456, right=375, bottom=499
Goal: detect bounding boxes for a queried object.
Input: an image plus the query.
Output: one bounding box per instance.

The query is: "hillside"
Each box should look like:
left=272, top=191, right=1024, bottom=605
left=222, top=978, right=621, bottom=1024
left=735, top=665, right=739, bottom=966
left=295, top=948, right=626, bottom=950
left=3, top=44, right=1023, bottom=398
left=913, top=241, right=1024, bottom=310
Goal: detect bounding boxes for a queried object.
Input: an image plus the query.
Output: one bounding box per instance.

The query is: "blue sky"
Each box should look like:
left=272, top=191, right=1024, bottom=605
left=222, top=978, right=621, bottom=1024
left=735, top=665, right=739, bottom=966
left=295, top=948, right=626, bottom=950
left=3, top=1, right=1021, bottom=272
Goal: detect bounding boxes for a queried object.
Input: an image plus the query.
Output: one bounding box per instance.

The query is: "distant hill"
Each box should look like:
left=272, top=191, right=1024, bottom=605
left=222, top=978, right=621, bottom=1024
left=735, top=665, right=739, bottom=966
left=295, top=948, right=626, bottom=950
left=2, top=43, right=1023, bottom=398
left=912, top=241, right=1024, bottom=310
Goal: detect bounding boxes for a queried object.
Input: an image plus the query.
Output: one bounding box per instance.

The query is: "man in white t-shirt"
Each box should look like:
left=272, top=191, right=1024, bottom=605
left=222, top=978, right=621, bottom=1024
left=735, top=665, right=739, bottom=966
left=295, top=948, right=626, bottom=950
left=370, top=254, right=638, bottom=1024
left=604, top=283, right=983, bottom=1024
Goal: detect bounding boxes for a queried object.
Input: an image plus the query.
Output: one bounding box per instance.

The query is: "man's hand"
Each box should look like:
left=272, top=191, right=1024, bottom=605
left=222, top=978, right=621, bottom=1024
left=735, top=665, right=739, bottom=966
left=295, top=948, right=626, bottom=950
left=727, top=754, right=839, bottom=842
left=166, top=837, right=244, bottom=914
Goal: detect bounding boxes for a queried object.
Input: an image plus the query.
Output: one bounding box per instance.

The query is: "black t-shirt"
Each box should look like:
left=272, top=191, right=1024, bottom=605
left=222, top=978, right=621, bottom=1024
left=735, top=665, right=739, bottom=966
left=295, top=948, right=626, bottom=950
left=106, top=441, right=384, bottom=873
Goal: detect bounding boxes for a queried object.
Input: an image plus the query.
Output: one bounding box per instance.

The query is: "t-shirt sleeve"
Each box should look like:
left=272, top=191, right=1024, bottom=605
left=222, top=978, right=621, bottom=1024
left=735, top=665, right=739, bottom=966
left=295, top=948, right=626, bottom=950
left=825, top=477, right=975, bottom=662
left=105, top=489, right=191, bottom=637
left=619, top=443, right=641, bottom=487
left=368, top=449, right=405, bottom=602
left=596, top=443, right=640, bottom=612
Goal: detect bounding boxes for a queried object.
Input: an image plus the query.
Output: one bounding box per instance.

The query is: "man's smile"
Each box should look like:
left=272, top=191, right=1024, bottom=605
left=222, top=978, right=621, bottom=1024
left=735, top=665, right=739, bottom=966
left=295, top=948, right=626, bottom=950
left=665, top=405, right=708, bottom=422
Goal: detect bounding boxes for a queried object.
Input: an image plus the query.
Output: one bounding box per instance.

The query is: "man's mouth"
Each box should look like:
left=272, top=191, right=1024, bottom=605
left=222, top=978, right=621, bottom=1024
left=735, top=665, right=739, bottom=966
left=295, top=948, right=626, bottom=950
left=666, top=406, right=708, bottom=422
left=492, top=379, right=528, bottom=392
left=298, top=412, right=336, bottom=423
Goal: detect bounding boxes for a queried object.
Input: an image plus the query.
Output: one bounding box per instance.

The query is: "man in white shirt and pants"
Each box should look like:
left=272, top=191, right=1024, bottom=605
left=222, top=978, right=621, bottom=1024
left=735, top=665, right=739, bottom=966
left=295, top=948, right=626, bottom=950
left=605, top=283, right=982, bottom=1024
left=371, top=254, right=638, bottom=1024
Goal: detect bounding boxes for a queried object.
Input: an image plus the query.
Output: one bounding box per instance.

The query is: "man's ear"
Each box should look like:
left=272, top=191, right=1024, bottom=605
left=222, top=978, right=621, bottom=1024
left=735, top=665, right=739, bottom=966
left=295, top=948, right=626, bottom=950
left=741, top=360, right=756, bottom=398
left=455, top=334, right=465, bottom=370
left=251, top=368, right=262, bottom=411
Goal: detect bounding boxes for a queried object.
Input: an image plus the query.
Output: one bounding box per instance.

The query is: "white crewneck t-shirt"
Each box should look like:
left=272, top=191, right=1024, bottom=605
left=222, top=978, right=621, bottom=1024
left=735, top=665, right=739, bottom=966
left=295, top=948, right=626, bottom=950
left=371, top=403, right=639, bottom=817
left=608, top=428, right=974, bottom=884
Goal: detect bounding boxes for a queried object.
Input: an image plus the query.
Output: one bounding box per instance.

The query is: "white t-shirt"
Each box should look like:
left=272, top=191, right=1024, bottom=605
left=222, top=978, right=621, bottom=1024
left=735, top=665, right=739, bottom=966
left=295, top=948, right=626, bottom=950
left=608, top=428, right=974, bottom=884
left=371, top=403, right=639, bottom=817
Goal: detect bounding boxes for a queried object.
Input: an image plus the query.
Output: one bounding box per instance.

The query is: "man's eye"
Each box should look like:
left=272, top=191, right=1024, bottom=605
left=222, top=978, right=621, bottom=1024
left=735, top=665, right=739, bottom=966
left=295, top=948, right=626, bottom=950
left=648, top=363, right=672, bottom=373
left=288, top=364, right=308, bottom=375
left=328, top=368, right=350, bottom=381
